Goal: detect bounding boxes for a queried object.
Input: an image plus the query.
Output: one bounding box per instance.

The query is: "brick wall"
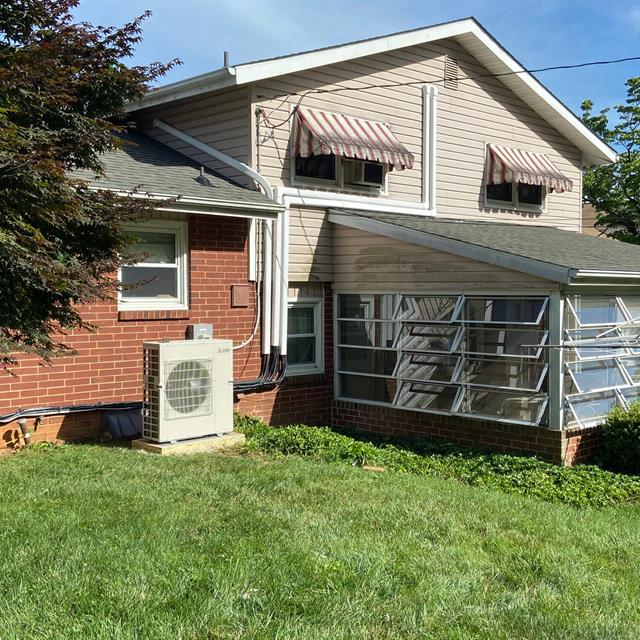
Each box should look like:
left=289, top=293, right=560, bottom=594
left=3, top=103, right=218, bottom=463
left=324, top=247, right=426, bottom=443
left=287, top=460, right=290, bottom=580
left=0, top=217, right=334, bottom=451
left=332, top=400, right=600, bottom=465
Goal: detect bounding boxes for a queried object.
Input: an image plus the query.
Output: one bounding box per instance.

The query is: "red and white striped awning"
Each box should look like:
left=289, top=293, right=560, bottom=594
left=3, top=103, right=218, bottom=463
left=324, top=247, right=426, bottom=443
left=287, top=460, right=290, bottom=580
left=292, top=106, right=414, bottom=170
left=486, top=143, right=573, bottom=193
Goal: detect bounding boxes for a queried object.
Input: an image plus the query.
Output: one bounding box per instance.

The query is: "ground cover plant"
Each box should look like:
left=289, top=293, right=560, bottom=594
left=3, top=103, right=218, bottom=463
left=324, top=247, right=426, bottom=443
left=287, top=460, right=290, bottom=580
left=235, top=415, right=640, bottom=508
left=1, top=443, right=640, bottom=639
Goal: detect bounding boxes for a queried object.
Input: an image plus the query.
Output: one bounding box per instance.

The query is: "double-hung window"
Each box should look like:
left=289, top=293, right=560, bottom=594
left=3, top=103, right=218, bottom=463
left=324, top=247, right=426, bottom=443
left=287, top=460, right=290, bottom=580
left=119, top=220, right=188, bottom=310
left=287, top=299, right=323, bottom=375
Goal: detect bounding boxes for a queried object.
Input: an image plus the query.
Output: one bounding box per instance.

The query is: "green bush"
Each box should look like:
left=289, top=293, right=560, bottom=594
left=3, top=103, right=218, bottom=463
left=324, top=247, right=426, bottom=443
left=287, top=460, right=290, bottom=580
left=601, top=402, right=640, bottom=474
left=233, top=414, right=640, bottom=508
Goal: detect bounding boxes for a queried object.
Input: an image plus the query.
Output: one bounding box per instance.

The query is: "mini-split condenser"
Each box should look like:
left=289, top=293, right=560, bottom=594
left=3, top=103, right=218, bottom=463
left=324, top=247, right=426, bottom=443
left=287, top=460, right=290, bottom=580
left=142, top=340, right=233, bottom=442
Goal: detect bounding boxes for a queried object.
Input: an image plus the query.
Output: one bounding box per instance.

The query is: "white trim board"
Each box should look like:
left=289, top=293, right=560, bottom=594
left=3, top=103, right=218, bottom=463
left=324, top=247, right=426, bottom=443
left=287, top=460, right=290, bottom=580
left=126, top=18, right=615, bottom=166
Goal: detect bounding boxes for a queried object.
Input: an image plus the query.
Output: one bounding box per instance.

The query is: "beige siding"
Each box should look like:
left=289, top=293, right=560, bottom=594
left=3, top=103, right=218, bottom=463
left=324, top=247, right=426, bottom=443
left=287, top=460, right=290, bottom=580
left=333, top=225, right=556, bottom=293
left=289, top=207, right=333, bottom=281
left=252, top=38, right=582, bottom=230
left=288, top=282, right=325, bottom=299
left=138, top=87, right=252, bottom=186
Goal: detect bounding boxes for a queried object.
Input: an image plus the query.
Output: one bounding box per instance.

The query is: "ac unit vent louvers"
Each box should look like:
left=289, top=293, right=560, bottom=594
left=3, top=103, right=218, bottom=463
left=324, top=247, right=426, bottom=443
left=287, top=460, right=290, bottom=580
left=444, top=56, right=459, bottom=90
left=142, top=340, right=233, bottom=443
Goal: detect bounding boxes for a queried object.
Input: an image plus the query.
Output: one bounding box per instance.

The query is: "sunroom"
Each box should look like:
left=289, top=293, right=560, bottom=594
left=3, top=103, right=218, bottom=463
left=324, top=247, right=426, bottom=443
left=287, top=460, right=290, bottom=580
left=329, top=210, right=640, bottom=434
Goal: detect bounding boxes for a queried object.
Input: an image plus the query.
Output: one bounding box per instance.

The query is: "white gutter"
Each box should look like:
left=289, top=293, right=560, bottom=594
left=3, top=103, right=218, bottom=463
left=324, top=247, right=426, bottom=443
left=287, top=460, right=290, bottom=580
left=151, top=119, right=283, bottom=356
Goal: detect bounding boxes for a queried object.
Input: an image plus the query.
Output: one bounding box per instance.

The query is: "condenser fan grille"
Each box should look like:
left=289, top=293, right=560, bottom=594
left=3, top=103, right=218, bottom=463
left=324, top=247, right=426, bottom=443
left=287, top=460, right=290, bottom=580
left=164, top=359, right=213, bottom=420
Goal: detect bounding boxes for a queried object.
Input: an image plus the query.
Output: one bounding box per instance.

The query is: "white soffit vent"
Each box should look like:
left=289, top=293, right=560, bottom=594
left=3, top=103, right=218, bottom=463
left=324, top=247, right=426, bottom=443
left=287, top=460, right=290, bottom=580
left=444, top=56, right=459, bottom=90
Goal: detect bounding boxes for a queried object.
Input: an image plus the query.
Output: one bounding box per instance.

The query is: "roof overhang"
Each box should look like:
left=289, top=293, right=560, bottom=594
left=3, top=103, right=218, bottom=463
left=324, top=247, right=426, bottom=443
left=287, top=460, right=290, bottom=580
left=328, top=209, right=576, bottom=284
left=126, top=17, right=616, bottom=166
left=88, top=187, right=282, bottom=220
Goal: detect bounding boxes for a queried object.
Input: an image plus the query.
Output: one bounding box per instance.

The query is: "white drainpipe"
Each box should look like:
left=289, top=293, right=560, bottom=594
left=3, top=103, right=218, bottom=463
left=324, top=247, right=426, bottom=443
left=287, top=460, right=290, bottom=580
left=151, top=119, right=281, bottom=355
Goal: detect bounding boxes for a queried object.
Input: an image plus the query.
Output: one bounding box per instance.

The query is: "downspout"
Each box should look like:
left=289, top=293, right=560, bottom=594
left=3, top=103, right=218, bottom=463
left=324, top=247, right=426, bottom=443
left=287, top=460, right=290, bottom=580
left=151, top=119, right=284, bottom=387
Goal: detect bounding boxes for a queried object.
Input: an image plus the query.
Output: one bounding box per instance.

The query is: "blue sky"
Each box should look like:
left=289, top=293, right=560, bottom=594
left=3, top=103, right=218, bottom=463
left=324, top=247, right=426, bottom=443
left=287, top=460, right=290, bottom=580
left=73, top=0, right=640, bottom=117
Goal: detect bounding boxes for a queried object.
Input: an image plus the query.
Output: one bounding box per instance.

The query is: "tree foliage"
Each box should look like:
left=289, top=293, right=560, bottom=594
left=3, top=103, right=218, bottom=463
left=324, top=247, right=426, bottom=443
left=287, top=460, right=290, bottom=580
left=0, top=0, right=178, bottom=364
left=581, top=78, right=640, bottom=242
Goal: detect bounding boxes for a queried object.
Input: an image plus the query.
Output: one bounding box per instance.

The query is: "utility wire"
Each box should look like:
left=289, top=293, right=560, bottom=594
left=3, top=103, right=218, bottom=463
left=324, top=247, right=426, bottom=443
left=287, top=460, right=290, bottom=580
left=255, top=54, right=640, bottom=131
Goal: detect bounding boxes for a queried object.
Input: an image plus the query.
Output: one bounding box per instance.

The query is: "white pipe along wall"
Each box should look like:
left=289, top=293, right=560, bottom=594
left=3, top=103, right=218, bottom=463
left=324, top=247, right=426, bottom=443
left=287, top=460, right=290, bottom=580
left=151, top=119, right=283, bottom=356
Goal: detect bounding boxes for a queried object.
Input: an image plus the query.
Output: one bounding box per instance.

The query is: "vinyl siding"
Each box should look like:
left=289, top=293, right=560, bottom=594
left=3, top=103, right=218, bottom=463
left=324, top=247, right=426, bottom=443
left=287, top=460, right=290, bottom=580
left=333, top=225, right=556, bottom=292
left=137, top=87, right=253, bottom=187
left=252, top=37, right=582, bottom=230
left=289, top=207, right=333, bottom=281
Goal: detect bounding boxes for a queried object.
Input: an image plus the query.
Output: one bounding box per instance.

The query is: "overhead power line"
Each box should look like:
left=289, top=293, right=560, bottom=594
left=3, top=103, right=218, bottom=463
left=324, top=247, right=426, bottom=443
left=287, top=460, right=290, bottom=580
left=256, top=54, right=640, bottom=131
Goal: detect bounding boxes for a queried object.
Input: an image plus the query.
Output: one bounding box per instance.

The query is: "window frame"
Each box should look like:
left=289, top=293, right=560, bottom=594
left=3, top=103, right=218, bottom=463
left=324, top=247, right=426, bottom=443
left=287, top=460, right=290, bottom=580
left=118, top=219, right=188, bottom=312
left=334, top=292, right=550, bottom=427
left=286, top=297, right=324, bottom=377
left=484, top=179, right=547, bottom=213
left=291, top=154, right=389, bottom=195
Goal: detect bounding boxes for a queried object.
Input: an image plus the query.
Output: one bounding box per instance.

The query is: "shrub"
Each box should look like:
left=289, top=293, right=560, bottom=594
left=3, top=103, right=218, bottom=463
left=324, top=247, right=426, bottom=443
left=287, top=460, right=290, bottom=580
left=601, top=402, right=640, bottom=474
left=233, top=414, right=640, bottom=508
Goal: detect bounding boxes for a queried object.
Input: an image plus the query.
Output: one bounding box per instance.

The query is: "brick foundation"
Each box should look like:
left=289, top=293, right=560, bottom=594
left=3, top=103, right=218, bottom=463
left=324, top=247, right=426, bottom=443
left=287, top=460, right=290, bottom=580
left=332, top=400, right=601, bottom=465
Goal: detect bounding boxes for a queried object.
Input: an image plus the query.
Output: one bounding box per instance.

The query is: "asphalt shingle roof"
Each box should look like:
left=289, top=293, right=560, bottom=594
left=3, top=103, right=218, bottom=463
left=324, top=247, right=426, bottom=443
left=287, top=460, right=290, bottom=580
left=331, top=210, right=640, bottom=276
left=73, top=133, right=277, bottom=209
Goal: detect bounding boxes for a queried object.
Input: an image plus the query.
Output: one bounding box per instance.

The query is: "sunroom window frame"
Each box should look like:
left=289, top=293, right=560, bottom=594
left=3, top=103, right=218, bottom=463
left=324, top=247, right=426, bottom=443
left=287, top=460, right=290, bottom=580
left=118, top=219, right=188, bottom=312
left=333, top=291, right=551, bottom=427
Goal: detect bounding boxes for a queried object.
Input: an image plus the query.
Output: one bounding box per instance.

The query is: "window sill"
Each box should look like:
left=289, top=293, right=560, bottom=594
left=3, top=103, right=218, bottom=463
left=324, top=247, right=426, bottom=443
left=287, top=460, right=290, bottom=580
left=118, top=309, right=190, bottom=322
left=285, top=370, right=326, bottom=385
left=290, top=181, right=386, bottom=198
left=484, top=204, right=545, bottom=214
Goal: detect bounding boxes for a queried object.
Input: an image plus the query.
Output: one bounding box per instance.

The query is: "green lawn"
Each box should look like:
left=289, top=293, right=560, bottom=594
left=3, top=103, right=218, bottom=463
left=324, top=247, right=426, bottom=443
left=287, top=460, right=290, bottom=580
left=1, top=445, right=639, bottom=639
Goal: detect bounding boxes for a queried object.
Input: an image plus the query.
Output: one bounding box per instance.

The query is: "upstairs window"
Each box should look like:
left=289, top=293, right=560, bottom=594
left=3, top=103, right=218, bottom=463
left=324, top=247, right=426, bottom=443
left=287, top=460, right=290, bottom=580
left=486, top=180, right=545, bottom=210
left=293, top=154, right=387, bottom=191
left=484, top=143, right=573, bottom=212
left=291, top=106, right=413, bottom=193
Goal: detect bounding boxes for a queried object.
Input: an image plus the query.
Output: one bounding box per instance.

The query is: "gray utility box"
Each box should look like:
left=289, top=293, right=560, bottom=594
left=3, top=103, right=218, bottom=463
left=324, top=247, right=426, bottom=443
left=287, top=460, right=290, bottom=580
left=187, top=324, right=214, bottom=340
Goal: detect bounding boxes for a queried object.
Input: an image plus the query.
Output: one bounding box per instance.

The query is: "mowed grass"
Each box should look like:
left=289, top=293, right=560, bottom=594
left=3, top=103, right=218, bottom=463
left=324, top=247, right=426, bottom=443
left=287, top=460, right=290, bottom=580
left=1, top=445, right=639, bottom=639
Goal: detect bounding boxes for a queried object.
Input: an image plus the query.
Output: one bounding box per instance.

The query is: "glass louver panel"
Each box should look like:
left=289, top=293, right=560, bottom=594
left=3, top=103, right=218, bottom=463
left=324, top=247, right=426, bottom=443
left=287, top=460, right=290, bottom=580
left=337, top=294, right=398, bottom=320
left=461, top=388, right=547, bottom=424
left=339, top=374, right=397, bottom=403
left=567, top=296, right=626, bottom=327
left=461, top=297, right=547, bottom=325
left=564, top=328, right=630, bottom=360
left=394, top=353, right=459, bottom=383
left=566, top=359, right=627, bottom=393
left=457, top=358, right=547, bottom=392
left=459, top=327, right=548, bottom=359
left=394, top=324, right=460, bottom=352
left=393, top=382, right=460, bottom=412
left=338, top=348, right=397, bottom=376
left=337, top=321, right=398, bottom=348
left=397, top=296, right=459, bottom=322
left=566, top=392, right=619, bottom=428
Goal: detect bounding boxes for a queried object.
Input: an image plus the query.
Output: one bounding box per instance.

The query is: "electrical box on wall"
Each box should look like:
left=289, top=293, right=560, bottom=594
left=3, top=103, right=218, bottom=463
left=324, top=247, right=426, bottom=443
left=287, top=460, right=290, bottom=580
left=231, top=284, right=250, bottom=308
left=186, top=324, right=214, bottom=340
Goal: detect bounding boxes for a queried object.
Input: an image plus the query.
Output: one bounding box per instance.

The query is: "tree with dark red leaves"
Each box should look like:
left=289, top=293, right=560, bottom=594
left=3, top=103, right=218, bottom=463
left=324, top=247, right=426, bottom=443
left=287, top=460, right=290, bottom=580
left=0, top=1, right=178, bottom=364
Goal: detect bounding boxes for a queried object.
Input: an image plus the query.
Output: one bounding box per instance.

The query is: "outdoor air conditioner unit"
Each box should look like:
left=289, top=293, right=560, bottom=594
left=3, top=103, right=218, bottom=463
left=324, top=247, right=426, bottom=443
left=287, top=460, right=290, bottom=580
left=142, top=339, right=233, bottom=443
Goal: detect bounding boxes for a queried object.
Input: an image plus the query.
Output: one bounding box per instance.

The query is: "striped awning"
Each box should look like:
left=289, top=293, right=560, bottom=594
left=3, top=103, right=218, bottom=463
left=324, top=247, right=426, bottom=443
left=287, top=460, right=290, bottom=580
left=486, top=143, right=573, bottom=193
left=292, top=107, right=414, bottom=170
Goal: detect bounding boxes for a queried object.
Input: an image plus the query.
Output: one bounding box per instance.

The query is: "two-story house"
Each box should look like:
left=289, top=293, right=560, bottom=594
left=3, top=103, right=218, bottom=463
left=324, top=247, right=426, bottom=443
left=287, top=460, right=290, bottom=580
left=4, top=17, right=640, bottom=464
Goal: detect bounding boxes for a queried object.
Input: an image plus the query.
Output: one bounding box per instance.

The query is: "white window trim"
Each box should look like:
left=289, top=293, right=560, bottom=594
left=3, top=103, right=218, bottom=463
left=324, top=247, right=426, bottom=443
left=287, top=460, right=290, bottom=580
left=484, top=179, right=547, bottom=213
left=290, top=154, right=389, bottom=196
left=118, top=219, right=188, bottom=312
left=287, top=297, right=324, bottom=376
